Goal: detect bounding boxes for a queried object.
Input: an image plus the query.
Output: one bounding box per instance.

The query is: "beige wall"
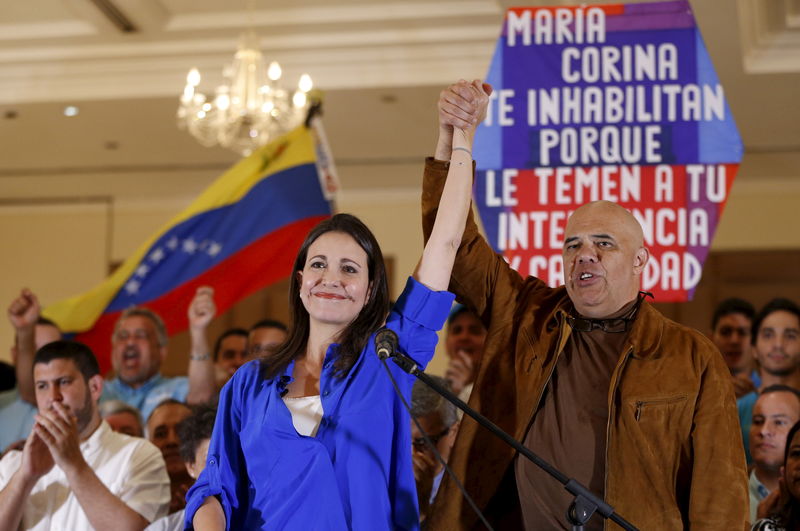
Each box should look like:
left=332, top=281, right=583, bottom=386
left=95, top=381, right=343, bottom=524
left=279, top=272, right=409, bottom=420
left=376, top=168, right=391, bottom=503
left=1, top=150, right=799, bottom=379
left=0, top=201, right=109, bottom=361
left=713, top=152, right=800, bottom=250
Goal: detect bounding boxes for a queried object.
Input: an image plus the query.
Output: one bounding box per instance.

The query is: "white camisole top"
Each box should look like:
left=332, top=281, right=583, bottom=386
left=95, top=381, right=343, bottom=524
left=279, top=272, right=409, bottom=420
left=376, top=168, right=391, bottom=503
left=282, top=395, right=324, bottom=437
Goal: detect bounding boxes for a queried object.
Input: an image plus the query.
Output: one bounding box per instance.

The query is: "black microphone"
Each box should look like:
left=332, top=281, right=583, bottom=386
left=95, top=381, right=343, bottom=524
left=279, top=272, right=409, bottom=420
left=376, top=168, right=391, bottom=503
left=374, top=327, right=398, bottom=360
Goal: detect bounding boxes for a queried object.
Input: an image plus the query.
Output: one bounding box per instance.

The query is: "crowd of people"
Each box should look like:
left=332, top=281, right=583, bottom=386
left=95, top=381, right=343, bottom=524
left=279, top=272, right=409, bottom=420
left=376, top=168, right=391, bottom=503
left=0, top=285, right=285, bottom=530
left=709, top=295, right=800, bottom=529
left=0, top=79, right=795, bottom=530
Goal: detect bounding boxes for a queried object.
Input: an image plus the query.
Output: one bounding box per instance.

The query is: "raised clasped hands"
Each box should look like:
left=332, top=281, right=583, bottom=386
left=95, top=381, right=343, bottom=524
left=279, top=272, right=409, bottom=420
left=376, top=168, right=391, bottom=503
left=438, top=79, right=493, bottom=143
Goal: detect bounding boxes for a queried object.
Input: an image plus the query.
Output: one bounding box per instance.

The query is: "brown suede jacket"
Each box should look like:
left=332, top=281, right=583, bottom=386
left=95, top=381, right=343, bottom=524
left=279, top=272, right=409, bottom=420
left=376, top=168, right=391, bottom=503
left=421, top=158, right=748, bottom=530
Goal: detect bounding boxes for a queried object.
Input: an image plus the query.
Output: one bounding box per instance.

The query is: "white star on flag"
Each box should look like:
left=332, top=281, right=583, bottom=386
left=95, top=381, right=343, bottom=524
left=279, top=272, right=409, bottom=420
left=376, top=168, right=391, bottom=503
left=183, top=238, right=198, bottom=254
left=148, top=248, right=165, bottom=264
left=166, top=237, right=179, bottom=250
left=207, top=242, right=222, bottom=257
left=124, top=279, right=141, bottom=295
left=135, top=264, right=150, bottom=278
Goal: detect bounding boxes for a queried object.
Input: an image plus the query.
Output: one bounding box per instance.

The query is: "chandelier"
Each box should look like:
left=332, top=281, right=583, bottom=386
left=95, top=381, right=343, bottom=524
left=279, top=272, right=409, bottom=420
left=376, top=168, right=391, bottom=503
left=177, top=30, right=314, bottom=156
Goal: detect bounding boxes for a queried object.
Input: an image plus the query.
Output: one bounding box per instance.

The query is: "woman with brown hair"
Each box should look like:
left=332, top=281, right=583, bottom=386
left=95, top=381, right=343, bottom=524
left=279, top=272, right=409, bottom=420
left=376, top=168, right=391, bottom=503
left=186, top=80, right=492, bottom=530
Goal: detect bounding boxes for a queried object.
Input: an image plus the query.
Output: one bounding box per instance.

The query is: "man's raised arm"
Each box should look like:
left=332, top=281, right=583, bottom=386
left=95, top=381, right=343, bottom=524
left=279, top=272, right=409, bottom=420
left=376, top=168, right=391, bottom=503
left=186, top=286, right=217, bottom=404
left=7, top=289, right=40, bottom=406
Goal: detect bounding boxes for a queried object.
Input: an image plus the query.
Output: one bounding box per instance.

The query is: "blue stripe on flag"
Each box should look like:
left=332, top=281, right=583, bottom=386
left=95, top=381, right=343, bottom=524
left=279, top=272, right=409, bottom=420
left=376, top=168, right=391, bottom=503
left=108, top=163, right=328, bottom=310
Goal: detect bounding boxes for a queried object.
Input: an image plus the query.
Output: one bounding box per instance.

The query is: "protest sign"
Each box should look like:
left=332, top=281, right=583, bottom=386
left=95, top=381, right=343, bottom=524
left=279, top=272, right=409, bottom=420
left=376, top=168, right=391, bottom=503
left=473, top=0, right=742, bottom=301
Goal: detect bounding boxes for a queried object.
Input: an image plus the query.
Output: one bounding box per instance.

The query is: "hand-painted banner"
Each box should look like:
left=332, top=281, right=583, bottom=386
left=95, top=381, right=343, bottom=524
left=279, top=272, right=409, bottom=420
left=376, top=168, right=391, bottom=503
left=473, top=0, right=742, bottom=302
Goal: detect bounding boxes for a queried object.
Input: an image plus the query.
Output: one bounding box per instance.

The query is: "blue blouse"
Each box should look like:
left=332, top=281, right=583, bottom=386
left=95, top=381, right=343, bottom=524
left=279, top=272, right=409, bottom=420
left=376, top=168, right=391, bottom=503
left=185, top=277, right=454, bottom=530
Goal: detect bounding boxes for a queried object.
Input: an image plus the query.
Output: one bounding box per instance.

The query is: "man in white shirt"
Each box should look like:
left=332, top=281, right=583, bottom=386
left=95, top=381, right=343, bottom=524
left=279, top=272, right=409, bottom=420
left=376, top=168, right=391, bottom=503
left=0, top=340, right=170, bottom=530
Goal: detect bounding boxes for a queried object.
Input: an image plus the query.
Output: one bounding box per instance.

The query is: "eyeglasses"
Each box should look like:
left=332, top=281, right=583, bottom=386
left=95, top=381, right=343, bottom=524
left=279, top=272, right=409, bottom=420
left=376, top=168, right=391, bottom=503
left=412, top=426, right=451, bottom=451
left=113, top=329, right=152, bottom=342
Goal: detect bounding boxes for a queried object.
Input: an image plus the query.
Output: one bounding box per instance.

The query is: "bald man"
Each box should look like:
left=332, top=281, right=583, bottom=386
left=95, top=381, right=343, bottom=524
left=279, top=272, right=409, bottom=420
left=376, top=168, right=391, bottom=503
left=420, top=80, right=747, bottom=530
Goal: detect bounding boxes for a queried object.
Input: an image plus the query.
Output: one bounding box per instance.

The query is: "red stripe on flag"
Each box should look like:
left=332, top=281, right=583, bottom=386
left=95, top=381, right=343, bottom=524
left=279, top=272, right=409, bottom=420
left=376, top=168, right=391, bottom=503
left=76, top=216, right=327, bottom=374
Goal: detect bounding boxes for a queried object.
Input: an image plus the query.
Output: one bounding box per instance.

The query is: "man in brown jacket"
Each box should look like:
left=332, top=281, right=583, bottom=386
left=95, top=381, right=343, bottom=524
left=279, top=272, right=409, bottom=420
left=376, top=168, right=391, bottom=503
left=423, top=80, right=748, bottom=529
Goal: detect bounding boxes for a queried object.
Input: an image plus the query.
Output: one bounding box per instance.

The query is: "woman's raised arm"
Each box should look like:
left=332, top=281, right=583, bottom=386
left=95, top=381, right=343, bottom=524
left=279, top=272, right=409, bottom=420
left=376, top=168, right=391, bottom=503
left=414, top=79, right=492, bottom=291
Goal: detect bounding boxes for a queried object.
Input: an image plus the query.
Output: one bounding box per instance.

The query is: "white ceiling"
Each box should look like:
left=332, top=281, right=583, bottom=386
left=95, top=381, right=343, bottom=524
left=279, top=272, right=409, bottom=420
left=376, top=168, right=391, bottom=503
left=0, top=0, right=798, bottom=193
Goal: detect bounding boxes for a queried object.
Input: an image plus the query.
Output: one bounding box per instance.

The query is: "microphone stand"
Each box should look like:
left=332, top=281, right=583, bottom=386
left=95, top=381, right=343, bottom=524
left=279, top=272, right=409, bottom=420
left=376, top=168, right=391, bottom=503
left=386, top=349, right=638, bottom=531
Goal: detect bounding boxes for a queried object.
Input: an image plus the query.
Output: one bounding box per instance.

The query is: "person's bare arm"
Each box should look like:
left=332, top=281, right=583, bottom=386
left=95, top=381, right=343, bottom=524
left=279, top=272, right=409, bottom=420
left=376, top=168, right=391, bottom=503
left=186, top=286, right=216, bottom=405
left=8, top=289, right=40, bottom=405
left=35, top=402, right=149, bottom=530
left=193, top=496, right=226, bottom=530
left=0, top=468, right=37, bottom=531
left=65, top=462, right=150, bottom=530
left=414, top=80, right=491, bottom=292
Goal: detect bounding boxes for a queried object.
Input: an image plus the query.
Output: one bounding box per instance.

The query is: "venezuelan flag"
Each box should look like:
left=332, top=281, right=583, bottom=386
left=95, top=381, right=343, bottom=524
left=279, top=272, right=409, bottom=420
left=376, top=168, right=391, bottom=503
left=43, top=125, right=332, bottom=373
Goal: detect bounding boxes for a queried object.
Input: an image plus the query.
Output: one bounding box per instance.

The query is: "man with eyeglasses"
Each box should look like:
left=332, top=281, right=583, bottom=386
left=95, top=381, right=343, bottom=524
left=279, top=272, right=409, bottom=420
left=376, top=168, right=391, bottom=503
left=409, top=377, right=459, bottom=523
left=102, top=299, right=215, bottom=422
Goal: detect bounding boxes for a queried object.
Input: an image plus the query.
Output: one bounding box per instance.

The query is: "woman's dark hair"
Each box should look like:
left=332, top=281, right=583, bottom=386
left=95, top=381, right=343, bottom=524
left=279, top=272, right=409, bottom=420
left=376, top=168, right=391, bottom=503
left=261, top=213, right=390, bottom=380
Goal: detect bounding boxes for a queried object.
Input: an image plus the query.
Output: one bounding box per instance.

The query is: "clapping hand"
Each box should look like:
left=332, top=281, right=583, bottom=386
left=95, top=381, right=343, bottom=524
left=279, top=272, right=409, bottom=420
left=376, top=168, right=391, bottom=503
left=33, top=401, right=87, bottom=477
left=19, top=428, right=55, bottom=483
